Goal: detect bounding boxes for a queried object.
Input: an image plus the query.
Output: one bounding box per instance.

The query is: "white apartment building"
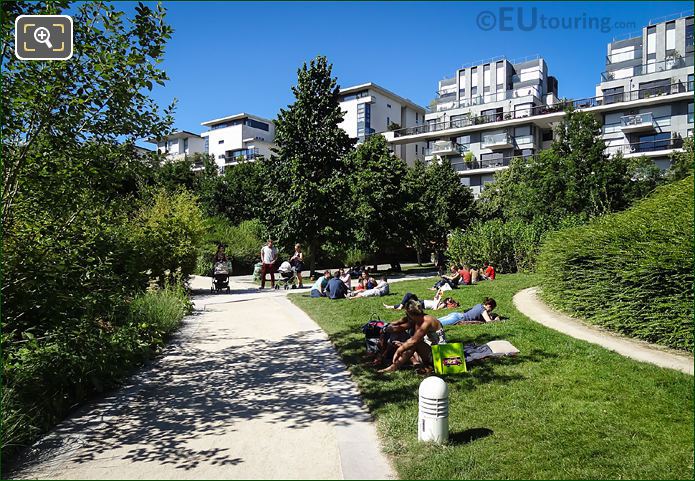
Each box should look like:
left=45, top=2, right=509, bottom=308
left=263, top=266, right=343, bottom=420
left=339, top=83, right=427, bottom=165
left=386, top=13, right=694, bottom=197
left=149, top=130, right=206, bottom=161
left=383, top=56, right=561, bottom=196
left=598, top=13, right=694, bottom=168
left=200, top=113, right=275, bottom=172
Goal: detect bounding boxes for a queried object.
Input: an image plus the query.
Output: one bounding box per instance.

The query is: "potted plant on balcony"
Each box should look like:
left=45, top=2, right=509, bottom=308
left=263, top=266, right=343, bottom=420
left=387, top=122, right=401, bottom=131
left=463, top=151, right=474, bottom=165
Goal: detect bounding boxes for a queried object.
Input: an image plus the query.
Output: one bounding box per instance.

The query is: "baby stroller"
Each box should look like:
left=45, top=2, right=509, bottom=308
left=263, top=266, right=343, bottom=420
left=275, top=261, right=298, bottom=290
left=211, top=261, right=231, bottom=293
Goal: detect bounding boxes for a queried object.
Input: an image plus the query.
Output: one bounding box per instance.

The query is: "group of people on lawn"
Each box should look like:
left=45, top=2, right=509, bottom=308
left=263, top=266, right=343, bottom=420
left=248, top=239, right=502, bottom=373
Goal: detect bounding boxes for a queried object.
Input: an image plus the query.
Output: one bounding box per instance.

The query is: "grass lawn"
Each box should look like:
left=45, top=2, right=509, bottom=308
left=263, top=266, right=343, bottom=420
left=290, top=274, right=694, bottom=479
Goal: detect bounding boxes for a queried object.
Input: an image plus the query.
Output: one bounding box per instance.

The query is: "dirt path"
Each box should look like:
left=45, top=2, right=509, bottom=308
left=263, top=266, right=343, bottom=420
left=513, top=287, right=693, bottom=375
left=10, top=276, right=395, bottom=480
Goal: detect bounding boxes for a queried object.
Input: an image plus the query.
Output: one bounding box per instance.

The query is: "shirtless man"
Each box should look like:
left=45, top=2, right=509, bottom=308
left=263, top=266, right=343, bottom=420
left=379, top=299, right=446, bottom=373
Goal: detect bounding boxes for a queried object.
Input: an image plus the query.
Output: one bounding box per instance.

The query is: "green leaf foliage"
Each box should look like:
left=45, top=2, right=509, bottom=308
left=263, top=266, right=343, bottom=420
left=538, top=176, right=694, bottom=350
left=265, top=55, right=354, bottom=269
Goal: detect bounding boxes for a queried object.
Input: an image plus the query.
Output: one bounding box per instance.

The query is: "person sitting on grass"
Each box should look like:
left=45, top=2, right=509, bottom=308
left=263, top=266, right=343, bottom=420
left=459, top=264, right=472, bottom=285
left=437, top=297, right=501, bottom=325
left=351, top=275, right=389, bottom=298
left=359, top=270, right=377, bottom=290
left=479, top=261, right=496, bottom=281
left=430, top=264, right=462, bottom=290
left=325, top=271, right=348, bottom=299
left=310, top=271, right=331, bottom=298
left=339, top=268, right=352, bottom=293
left=379, top=299, right=447, bottom=374
left=384, top=289, right=459, bottom=311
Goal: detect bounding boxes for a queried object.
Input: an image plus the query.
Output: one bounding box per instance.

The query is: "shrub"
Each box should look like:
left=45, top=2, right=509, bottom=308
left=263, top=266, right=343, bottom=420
left=446, top=218, right=549, bottom=272
left=537, top=176, right=694, bottom=350
left=128, top=189, right=205, bottom=284
left=1, top=284, right=190, bottom=461
left=196, top=217, right=269, bottom=275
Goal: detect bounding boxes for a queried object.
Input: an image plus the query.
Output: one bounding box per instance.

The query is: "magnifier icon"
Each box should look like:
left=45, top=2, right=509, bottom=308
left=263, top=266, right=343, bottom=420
left=33, top=26, right=53, bottom=49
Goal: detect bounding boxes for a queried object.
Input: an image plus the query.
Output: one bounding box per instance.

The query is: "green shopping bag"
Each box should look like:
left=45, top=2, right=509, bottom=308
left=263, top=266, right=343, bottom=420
left=431, top=343, right=467, bottom=375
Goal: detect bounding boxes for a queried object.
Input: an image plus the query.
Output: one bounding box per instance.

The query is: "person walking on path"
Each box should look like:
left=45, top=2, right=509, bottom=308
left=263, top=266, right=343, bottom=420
left=260, top=239, right=278, bottom=289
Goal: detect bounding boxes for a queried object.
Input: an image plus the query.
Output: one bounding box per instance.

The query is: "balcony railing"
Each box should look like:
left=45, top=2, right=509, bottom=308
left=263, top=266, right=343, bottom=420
left=605, top=137, right=684, bottom=156
left=481, top=132, right=513, bottom=149
left=430, top=89, right=541, bottom=113
left=601, top=55, right=694, bottom=82
left=393, top=81, right=692, bottom=139
left=425, top=141, right=468, bottom=157
left=224, top=148, right=260, bottom=163
left=620, top=112, right=655, bottom=130
left=452, top=153, right=533, bottom=172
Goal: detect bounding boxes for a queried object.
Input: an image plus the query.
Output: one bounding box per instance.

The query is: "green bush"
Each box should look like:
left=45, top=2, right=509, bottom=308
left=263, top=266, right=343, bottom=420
left=447, top=218, right=549, bottom=272
left=196, top=217, right=269, bottom=275
left=538, top=176, right=694, bottom=350
left=1, top=284, right=190, bottom=460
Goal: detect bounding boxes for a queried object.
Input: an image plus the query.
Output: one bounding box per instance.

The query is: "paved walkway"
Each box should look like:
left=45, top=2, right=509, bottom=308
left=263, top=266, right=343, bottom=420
left=10, top=277, right=395, bottom=480
left=514, top=287, right=693, bottom=375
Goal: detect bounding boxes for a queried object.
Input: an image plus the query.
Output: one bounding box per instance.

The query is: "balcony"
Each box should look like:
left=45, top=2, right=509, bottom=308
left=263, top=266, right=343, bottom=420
left=481, top=132, right=513, bottom=150
left=620, top=113, right=656, bottom=132
left=224, top=148, right=260, bottom=164
left=392, top=82, right=691, bottom=140
left=601, top=55, right=694, bottom=82
left=427, top=140, right=467, bottom=157
left=605, top=137, right=683, bottom=156
left=452, top=153, right=533, bottom=172
left=429, top=89, right=541, bottom=113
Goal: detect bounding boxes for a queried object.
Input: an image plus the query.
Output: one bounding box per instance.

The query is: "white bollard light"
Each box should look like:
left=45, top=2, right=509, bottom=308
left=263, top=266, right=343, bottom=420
left=418, top=376, right=449, bottom=444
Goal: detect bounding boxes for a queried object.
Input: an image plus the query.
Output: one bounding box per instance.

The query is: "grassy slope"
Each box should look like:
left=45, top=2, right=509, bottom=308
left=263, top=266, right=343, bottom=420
left=290, top=274, right=694, bottom=480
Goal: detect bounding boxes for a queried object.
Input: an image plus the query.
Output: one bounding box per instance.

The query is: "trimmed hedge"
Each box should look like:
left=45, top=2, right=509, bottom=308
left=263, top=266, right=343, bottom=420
left=538, top=176, right=694, bottom=350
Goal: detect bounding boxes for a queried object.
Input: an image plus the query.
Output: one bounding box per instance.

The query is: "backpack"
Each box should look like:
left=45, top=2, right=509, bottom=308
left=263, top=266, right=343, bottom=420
left=361, top=316, right=386, bottom=354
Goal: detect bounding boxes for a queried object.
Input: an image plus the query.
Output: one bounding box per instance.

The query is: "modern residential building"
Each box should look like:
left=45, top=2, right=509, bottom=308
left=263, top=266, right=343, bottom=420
left=386, top=13, right=694, bottom=197
left=200, top=113, right=275, bottom=171
left=384, top=55, right=562, bottom=196
left=149, top=130, right=206, bottom=162
left=339, top=83, right=427, bottom=165
left=598, top=13, right=694, bottom=168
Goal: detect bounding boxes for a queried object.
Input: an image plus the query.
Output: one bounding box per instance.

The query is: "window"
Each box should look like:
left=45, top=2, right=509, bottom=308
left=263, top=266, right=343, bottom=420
left=246, top=119, right=269, bottom=131
left=541, top=130, right=553, bottom=142
left=603, top=86, right=624, bottom=105
left=415, top=113, right=419, bottom=123
left=689, top=74, right=694, bottom=92
left=183, top=137, right=189, bottom=151
left=689, top=103, right=694, bottom=124
left=357, top=102, right=371, bottom=139
left=687, top=22, right=694, bottom=47
left=226, top=148, right=257, bottom=161
left=386, top=116, right=390, bottom=127
left=415, top=145, right=418, bottom=154
left=450, top=114, right=470, bottom=128
left=639, top=79, right=670, bottom=98
left=637, top=132, right=671, bottom=152
left=666, top=22, right=676, bottom=53
left=204, top=137, right=209, bottom=153
left=340, top=90, right=369, bottom=102
left=387, top=103, right=391, bottom=108
left=218, top=139, right=224, bottom=144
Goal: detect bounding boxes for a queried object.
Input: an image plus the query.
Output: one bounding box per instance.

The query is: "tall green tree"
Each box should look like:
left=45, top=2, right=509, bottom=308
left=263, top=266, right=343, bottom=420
left=201, top=159, right=268, bottom=225
left=477, top=109, right=657, bottom=223
left=343, top=135, right=409, bottom=264
left=266, top=56, right=354, bottom=270
left=404, top=158, right=475, bottom=264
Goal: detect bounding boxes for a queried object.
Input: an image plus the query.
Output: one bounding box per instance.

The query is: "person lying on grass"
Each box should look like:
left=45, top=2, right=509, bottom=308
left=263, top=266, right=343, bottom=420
left=383, top=289, right=459, bottom=311
left=350, top=275, right=389, bottom=298
left=379, top=299, right=446, bottom=374
left=438, top=297, right=501, bottom=325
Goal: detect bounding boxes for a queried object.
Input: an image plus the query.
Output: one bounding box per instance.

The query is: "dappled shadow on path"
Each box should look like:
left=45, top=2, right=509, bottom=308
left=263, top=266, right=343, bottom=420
left=11, top=327, right=371, bottom=476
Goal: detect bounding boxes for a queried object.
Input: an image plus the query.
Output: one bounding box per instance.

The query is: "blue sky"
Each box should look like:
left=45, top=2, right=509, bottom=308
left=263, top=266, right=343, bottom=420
left=141, top=1, right=692, bottom=139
